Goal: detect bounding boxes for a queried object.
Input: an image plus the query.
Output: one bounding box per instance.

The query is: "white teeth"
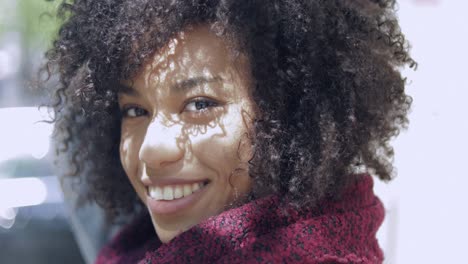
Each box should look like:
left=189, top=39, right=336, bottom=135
left=148, top=181, right=208, bottom=201
left=174, top=186, right=183, bottom=199
left=183, top=185, right=192, bottom=197
left=149, top=187, right=163, bottom=200
left=192, top=183, right=200, bottom=192
left=163, top=186, right=174, bottom=200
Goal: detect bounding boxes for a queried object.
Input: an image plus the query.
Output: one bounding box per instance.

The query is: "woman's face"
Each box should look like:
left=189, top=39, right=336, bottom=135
left=118, top=25, right=255, bottom=243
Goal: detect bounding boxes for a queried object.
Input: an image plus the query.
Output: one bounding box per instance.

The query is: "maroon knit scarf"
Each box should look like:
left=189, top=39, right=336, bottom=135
left=95, top=175, right=384, bottom=264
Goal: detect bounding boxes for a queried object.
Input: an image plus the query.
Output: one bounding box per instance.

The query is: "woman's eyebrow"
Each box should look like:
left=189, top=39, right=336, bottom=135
left=173, top=76, right=222, bottom=93
left=117, top=76, right=221, bottom=95
left=117, top=83, right=140, bottom=96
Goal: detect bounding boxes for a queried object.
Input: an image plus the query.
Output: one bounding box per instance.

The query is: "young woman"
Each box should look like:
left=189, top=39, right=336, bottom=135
left=46, top=0, right=414, bottom=263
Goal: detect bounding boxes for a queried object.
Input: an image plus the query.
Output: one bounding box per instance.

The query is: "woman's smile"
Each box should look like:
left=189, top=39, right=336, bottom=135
left=118, top=25, right=255, bottom=243
left=147, top=181, right=208, bottom=201
left=145, top=180, right=210, bottom=215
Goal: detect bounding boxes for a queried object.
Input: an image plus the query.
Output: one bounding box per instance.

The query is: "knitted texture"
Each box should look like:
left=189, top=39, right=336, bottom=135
left=95, top=175, right=384, bottom=264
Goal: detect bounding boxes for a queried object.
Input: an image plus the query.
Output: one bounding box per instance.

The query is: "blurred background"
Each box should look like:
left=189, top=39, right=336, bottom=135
left=0, top=0, right=466, bottom=263
left=0, top=1, right=85, bottom=263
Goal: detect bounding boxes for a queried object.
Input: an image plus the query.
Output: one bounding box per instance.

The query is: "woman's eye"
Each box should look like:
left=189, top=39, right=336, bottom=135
left=121, top=106, right=148, bottom=118
left=184, top=98, right=219, bottom=112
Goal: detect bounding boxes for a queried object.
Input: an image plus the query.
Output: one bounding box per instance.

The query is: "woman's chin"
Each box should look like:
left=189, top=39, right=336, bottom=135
left=150, top=215, right=196, bottom=244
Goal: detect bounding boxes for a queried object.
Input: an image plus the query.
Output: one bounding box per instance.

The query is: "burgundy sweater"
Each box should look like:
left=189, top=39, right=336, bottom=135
left=95, top=175, right=384, bottom=263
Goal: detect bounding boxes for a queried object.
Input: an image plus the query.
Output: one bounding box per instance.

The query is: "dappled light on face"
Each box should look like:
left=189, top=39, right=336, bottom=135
left=118, top=25, right=255, bottom=243
left=138, top=118, right=184, bottom=169
left=143, top=37, right=180, bottom=90
left=180, top=108, right=226, bottom=137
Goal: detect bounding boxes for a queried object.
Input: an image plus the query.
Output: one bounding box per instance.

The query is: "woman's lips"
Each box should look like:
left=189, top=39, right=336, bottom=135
left=146, top=181, right=209, bottom=215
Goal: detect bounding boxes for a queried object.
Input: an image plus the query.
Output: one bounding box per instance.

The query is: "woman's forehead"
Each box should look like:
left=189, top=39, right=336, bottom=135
left=128, top=25, right=244, bottom=94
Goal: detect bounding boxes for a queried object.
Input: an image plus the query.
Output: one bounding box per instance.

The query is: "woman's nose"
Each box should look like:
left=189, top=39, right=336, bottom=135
left=139, top=118, right=184, bottom=169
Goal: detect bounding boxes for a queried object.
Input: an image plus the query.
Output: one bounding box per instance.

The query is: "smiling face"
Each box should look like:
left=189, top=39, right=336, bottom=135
left=118, top=25, right=255, bottom=243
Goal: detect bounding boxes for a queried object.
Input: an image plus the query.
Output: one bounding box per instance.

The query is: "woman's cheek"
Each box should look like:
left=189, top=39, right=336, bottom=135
left=191, top=120, right=244, bottom=173
left=120, top=131, right=149, bottom=202
left=189, top=126, right=225, bottom=161
left=120, top=137, right=132, bottom=174
left=119, top=129, right=141, bottom=180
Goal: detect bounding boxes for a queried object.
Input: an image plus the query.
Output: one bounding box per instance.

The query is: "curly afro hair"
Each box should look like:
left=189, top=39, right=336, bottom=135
left=45, top=0, right=415, bottom=221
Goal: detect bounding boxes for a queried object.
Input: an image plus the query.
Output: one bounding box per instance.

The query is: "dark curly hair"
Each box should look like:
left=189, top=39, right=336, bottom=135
left=45, top=0, right=415, bottom=221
